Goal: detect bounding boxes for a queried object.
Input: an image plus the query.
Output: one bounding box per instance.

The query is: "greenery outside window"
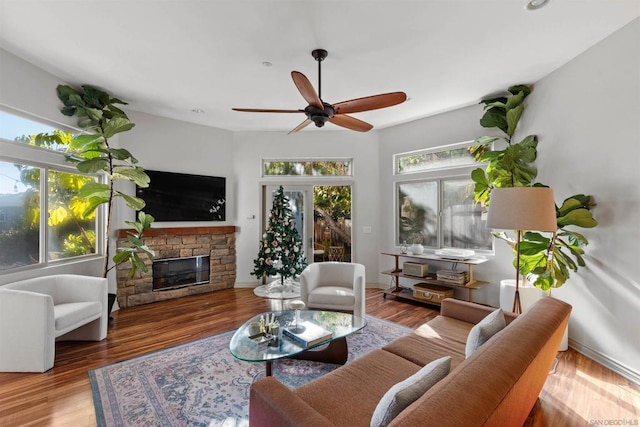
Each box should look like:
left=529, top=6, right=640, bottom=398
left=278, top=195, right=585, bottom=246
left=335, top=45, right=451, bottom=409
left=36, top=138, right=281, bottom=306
left=0, top=108, right=100, bottom=272
left=395, top=141, right=479, bottom=174
left=263, top=159, right=352, bottom=177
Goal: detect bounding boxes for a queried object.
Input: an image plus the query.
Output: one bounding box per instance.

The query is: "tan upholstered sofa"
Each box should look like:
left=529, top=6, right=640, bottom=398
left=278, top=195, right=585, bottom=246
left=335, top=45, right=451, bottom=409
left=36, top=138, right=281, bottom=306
left=249, top=297, right=571, bottom=427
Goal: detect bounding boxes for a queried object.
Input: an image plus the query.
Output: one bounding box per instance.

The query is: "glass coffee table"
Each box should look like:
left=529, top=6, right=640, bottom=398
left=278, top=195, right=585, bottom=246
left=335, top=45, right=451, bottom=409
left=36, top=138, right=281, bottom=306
left=229, top=310, right=367, bottom=376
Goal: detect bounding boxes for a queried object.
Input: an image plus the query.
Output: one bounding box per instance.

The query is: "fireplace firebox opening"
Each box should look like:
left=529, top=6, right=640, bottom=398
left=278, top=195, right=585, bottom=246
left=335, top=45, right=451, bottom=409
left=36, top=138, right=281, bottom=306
left=152, top=255, right=210, bottom=291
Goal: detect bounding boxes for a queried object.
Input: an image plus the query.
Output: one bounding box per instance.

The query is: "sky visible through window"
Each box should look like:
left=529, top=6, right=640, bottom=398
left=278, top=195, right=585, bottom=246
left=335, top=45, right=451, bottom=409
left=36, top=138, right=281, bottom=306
left=0, top=110, right=57, bottom=194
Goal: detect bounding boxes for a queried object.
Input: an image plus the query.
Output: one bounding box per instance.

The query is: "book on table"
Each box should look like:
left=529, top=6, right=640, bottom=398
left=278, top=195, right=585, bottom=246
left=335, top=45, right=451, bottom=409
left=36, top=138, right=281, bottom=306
left=283, top=321, right=333, bottom=348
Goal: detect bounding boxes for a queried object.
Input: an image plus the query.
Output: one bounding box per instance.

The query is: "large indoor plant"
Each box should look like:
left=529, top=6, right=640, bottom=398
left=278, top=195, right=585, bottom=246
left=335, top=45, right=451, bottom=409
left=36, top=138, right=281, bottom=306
left=38, top=85, right=156, bottom=316
left=470, top=84, right=598, bottom=291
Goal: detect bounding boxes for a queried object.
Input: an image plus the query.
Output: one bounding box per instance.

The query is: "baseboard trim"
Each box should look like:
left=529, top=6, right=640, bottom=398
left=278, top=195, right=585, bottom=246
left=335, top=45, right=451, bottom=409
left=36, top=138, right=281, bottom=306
left=234, top=282, right=257, bottom=289
left=569, top=338, right=640, bottom=386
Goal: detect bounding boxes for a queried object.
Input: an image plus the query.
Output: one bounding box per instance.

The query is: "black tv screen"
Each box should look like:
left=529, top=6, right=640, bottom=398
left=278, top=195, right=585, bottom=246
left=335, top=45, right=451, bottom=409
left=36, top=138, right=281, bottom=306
left=136, top=170, right=226, bottom=221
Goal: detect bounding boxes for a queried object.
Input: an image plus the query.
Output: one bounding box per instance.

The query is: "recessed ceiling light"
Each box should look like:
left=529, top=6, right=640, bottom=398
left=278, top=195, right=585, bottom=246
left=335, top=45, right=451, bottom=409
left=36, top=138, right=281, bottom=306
left=192, top=108, right=205, bottom=114
left=525, top=0, right=550, bottom=10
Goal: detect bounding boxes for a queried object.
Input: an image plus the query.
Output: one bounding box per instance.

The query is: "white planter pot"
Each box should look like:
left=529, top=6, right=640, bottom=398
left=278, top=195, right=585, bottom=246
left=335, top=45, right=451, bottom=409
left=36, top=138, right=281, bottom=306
left=500, top=279, right=568, bottom=351
left=410, top=244, right=424, bottom=255
left=499, top=279, right=545, bottom=313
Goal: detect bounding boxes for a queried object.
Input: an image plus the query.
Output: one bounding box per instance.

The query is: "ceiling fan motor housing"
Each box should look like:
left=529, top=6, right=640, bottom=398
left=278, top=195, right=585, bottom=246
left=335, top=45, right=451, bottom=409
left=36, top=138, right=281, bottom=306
left=305, top=103, right=334, bottom=127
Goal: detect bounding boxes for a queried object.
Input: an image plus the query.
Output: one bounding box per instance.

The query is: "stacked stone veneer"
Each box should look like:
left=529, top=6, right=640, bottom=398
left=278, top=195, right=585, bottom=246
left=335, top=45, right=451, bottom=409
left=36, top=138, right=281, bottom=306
left=116, top=226, right=236, bottom=308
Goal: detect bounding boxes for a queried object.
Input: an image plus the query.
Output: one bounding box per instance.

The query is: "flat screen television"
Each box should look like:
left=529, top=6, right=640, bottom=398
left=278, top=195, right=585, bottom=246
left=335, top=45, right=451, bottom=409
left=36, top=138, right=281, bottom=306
left=136, top=170, right=226, bottom=221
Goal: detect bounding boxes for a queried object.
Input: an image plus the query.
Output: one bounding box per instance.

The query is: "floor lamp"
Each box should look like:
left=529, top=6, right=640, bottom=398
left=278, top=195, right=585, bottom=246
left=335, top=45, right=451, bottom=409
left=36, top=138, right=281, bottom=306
left=487, top=187, right=557, bottom=315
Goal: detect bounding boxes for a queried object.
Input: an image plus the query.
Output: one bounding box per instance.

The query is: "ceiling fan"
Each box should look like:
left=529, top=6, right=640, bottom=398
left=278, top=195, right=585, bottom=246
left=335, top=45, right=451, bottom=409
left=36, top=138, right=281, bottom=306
left=232, top=49, right=407, bottom=134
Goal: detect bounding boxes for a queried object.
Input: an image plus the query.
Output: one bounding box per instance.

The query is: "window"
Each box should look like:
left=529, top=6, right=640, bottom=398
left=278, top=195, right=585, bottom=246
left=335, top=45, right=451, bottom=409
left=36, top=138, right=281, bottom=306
left=395, top=141, right=479, bottom=174
left=395, top=142, right=492, bottom=252
left=0, top=108, right=100, bottom=272
left=263, top=159, right=352, bottom=177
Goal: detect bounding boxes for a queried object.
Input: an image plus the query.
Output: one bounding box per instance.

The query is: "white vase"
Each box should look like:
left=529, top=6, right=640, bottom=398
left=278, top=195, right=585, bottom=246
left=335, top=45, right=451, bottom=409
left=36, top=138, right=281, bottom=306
left=410, top=243, right=424, bottom=255
left=499, top=279, right=569, bottom=351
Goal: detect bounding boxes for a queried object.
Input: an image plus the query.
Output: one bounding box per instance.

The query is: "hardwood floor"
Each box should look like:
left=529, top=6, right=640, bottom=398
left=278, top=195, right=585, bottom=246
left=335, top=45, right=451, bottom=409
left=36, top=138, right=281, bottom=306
left=0, top=288, right=638, bottom=426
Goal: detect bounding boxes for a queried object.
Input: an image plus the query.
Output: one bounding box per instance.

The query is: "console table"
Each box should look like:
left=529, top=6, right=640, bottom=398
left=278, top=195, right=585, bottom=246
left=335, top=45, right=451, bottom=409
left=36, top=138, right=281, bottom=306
left=381, top=252, right=489, bottom=305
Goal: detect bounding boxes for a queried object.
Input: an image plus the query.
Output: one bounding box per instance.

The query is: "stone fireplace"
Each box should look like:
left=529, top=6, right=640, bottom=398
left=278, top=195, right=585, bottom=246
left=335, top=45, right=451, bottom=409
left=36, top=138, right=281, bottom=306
left=116, top=226, right=236, bottom=308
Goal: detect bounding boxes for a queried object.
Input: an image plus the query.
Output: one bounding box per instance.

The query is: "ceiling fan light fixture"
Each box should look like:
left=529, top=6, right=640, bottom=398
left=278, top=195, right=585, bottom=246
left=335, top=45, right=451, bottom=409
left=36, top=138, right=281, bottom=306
left=525, top=0, right=550, bottom=11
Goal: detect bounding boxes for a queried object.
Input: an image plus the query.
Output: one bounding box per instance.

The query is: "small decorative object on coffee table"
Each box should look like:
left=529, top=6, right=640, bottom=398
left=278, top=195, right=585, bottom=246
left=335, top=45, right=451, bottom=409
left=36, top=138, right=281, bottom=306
left=288, top=300, right=306, bottom=333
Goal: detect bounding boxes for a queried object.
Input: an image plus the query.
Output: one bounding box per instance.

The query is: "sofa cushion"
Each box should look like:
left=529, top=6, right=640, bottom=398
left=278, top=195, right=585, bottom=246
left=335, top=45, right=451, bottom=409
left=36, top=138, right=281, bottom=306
left=294, top=349, right=421, bottom=426
left=54, top=301, right=102, bottom=335
left=308, top=286, right=355, bottom=306
left=370, top=356, right=451, bottom=427
left=382, top=316, right=470, bottom=368
left=465, top=308, right=505, bottom=358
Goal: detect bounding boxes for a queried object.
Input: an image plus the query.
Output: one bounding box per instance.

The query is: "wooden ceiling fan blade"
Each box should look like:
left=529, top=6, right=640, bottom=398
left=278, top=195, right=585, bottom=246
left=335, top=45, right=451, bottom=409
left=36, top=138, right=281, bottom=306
left=288, top=118, right=312, bottom=135
left=333, top=92, right=407, bottom=115
left=232, top=108, right=302, bottom=113
left=329, top=114, right=374, bottom=132
left=291, top=71, right=323, bottom=109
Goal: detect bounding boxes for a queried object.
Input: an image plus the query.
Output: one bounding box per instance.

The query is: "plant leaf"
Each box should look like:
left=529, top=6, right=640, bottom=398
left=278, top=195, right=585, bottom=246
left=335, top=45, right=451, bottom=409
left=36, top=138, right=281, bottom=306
left=76, top=157, right=109, bottom=173
left=479, top=108, right=508, bottom=133
left=506, top=104, right=524, bottom=137
left=82, top=196, right=110, bottom=217
left=102, top=117, right=135, bottom=138
left=78, top=181, right=110, bottom=198
left=113, top=166, right=150, bottom=187
left=557, top=208, right=598, bottom=228
left=115, top=191, right=146, bottom=211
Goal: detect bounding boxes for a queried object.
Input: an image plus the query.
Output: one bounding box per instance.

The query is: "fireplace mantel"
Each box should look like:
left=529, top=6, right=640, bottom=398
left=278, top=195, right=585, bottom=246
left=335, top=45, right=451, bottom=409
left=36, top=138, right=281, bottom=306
left=117, top=225, right=236, bottom=238
left=116, top=225, right=237, bottom=307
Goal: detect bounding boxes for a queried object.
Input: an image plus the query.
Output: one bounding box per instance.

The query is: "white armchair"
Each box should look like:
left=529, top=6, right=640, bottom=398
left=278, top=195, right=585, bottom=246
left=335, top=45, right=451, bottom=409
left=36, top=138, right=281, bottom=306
left=299, top=262, right=366, bottom=318
left=0, top=274, right=108, bottom=373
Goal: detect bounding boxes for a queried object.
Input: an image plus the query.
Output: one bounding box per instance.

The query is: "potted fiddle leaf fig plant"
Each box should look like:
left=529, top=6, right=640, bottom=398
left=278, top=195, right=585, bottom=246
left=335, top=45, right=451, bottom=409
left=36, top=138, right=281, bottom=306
left=470, top=84, right=598, bottom=291
left=38, top=84, right=156, bottom=318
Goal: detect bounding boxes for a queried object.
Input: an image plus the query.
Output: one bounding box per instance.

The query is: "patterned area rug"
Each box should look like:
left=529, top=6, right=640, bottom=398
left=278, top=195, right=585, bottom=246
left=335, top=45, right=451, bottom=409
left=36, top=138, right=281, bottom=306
left=89, top=315, right=411, bottom=427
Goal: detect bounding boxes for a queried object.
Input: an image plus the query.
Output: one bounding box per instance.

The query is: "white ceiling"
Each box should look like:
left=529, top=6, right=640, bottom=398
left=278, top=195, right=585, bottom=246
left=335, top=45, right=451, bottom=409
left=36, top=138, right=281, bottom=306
left=1, top=1, right=638, bottom=133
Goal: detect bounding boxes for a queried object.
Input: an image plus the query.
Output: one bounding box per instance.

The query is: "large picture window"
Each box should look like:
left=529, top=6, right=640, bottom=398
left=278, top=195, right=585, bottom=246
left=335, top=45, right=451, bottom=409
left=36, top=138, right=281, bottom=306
left=396, top=178, right=492, bottom=251
left=0, top=108, right=100, bottom=272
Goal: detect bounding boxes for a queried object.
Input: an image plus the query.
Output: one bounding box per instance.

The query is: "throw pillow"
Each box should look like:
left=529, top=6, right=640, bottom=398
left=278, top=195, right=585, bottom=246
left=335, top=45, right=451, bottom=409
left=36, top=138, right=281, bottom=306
left=370, top=356, right=451, bottom=427
left=465, top=308, right=506, bottom=358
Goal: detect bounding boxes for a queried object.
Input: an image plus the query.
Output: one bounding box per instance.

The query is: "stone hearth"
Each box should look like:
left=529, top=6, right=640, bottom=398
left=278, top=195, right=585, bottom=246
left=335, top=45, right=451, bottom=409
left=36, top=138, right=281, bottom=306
left=116, top=226, right=236, bottom=308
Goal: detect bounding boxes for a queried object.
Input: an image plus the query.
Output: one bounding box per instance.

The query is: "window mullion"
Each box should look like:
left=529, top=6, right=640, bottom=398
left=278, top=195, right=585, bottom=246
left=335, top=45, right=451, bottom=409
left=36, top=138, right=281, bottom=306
left=40, top=166, right=48, bottom=265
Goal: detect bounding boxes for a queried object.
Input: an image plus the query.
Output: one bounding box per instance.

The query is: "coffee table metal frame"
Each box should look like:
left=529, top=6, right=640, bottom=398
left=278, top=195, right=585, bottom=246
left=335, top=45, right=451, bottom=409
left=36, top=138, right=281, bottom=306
left=229, top=310, right=367, bottom=376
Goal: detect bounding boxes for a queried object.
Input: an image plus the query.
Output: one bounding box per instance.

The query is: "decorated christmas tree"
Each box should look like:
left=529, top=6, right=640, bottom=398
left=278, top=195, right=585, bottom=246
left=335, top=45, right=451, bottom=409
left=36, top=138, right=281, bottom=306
left=253, top=186, right=307, bottom=283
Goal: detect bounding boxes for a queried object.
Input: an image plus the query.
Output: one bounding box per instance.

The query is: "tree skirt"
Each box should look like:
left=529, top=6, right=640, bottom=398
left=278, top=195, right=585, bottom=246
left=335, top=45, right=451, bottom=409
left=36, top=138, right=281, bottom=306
left=253, top=279, right=301, bottom=299
left=89, top=315, right=411, bottom=427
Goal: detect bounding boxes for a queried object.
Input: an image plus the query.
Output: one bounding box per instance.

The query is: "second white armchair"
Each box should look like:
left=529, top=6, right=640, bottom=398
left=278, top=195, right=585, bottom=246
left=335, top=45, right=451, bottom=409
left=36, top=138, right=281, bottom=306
left=299, top=262, right=365, bottom=318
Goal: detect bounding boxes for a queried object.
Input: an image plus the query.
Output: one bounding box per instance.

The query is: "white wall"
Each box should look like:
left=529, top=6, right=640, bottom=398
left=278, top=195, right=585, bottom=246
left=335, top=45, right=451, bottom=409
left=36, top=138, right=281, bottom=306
left=117, top=110, right=235, bottom=227
left=232, top=130, right=380, bottom=284
left=523, top=19, right=640, bottom=380
left=0, top=49, right=76, bottom=129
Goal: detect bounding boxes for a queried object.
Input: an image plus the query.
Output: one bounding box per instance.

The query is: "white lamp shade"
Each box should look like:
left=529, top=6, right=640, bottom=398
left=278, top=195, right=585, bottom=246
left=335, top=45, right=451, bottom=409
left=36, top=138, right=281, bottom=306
left=487, top=187, right=557, bottom=231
